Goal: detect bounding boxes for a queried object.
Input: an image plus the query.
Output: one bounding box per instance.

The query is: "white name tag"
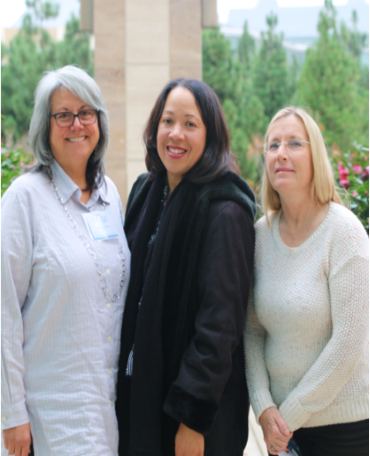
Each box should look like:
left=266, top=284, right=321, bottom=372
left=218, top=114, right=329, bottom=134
left=83, top=210, right=119, bottom=240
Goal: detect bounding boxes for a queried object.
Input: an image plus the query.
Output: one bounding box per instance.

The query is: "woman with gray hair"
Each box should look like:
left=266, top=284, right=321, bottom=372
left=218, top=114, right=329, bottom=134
left=1, top=65, right=130, bottom=455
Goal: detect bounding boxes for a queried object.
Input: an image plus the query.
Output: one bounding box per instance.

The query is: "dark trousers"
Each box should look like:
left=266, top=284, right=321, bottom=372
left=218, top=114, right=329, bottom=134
left=292, top=419, right=369, bottom=456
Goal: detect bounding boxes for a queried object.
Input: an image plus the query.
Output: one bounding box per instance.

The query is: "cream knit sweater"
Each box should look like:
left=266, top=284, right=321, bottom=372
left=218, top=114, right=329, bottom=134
left=244, top=202, right=369, bottom=432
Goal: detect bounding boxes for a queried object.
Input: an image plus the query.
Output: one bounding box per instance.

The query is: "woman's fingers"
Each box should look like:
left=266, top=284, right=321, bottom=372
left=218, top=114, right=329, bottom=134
left=2, top=424, right=32, bottom=456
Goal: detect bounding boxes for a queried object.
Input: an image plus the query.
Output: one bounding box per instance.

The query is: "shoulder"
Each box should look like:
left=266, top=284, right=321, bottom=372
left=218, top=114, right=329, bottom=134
left=2, top=171, right=48, bottom=205
left=327, top=202, right=368, bottom=258
left=207, top=200, right=254, bottom=232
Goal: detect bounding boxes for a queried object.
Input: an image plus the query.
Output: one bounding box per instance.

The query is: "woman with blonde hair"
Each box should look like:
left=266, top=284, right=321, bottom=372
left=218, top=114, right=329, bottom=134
left=244, top=106, right=369, bottom=456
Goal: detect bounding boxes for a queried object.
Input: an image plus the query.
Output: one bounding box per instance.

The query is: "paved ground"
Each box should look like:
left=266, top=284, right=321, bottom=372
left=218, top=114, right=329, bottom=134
left=244, top=410, right=268, bottom=456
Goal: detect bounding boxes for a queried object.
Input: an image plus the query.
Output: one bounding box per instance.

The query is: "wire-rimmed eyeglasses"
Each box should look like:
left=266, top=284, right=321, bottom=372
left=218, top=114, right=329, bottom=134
left=264, top=139, right=310, bottom=154
left=50, top=109, right=99, bottom=127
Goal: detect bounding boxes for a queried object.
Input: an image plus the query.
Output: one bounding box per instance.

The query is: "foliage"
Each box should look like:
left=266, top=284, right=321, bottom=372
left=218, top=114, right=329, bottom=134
left=1, top=4, right=93, bottom=143
left=252, top=13, right=291, bottom=121
left=331, top=143, right=369, bottom=231
left=295, top=0, right=367, bottom=150
left=202, top=28, right=235, bottom=103
left=1, top=144, right=34, bottom=196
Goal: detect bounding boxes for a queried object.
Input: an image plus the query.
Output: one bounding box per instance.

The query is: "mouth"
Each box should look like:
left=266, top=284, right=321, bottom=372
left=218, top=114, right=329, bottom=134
left=166, top=146, right=187, bottom=158
left=67, top=136, right=87, bottom=143
left=276, top=168, right=294, bottom=173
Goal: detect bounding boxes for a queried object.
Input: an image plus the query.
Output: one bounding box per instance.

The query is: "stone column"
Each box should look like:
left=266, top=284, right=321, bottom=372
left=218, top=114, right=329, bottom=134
left=94, top=0, right=203, bottom=205
left=94, top=0, right=127, bottom=202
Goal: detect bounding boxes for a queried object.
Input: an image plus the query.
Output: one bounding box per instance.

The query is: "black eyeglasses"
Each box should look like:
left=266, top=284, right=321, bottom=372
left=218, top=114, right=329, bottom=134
left=50, top=109, right=99, bottom=127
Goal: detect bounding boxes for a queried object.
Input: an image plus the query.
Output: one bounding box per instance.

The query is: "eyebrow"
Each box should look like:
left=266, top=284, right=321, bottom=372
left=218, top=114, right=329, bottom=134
left=54, top=105, right=91, bottom=112
left=163, top=110, right=199, bottom=119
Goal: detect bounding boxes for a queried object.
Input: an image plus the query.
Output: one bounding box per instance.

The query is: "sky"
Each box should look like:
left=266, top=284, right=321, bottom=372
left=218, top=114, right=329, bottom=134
left=0, top=0, right=369, bottom=28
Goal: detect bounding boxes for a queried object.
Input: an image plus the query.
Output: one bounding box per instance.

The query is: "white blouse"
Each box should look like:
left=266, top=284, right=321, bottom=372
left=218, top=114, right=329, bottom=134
left=1, top=160, right=131, bottom=455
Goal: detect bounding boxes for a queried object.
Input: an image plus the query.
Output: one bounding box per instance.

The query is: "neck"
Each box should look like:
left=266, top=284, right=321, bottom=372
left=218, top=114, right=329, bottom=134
left=279, top=192, right=324, bottom=229
left=167, top=172, right=182, bottom=195
left=56, top=159, right=88, bottom=190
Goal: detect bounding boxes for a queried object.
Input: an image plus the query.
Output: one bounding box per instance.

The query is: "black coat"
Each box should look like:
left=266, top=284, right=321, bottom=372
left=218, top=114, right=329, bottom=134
left=116, top=172, right=256, bottom=456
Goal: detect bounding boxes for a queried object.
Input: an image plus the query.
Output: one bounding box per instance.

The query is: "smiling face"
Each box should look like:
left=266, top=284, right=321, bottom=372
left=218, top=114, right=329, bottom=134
left=49, top=87, right=100, bottom=174
left=156, top=87, right=207, bottom=191
left=265, top=115, right=313, bottom=199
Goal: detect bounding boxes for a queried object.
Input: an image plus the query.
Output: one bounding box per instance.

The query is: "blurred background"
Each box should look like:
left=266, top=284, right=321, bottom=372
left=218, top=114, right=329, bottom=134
left=1, top=0, right=369, bottom=231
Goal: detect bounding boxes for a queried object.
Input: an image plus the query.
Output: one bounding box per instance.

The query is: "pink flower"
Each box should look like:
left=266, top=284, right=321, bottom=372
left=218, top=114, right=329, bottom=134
left=337, top=162, right=344, bottom=171
left=351, top=153, right=355, bottom=159
left=20, top=162, right=24, bottom=166
left=5, top=153, right=9, bottom=157
left=352, top=191, right=358, bottom=197
left=365, top=191, right=368, bottom=196
left=339, top=179, right=350, bottom=189
left=12, top=165, right=16, bottom=170
left=352, top=165, right=363, bottom=174
left=365, top=167, right=369, bottom=177
left=339, top=168, right=349, bottom=180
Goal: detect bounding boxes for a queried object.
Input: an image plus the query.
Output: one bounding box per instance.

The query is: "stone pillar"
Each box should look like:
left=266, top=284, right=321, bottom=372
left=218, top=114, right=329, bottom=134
left=94, top=0, right=203, bottom=205
left=94, top=0, right=127, bottom=202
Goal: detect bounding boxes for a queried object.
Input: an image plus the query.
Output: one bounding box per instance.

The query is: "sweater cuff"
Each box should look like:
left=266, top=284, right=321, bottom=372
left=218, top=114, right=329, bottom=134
left=279, top=392, right=311, bottom=432
left=250, top=388, right=277, bottom=424
left=1, top=401, right=29, bottom=430
left=163, top=384, right=218, bottom=435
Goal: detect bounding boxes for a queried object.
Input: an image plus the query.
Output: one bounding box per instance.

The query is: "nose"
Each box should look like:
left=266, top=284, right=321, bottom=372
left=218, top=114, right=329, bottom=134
left=168, top=122, right=184, bottom=140
left=70, top=115, right=83, bottom=130
left=276, top=142, right=288, bottom=159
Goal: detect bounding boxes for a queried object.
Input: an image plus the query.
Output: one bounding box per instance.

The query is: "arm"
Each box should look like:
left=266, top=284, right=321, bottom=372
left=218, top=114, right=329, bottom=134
left=244, top=284, right=292, bottom=454
left=2, top=190, right=33, bottom=445
left=278, top=223, right=369, bottom=431
left=163, top=201, right=255, bottom=436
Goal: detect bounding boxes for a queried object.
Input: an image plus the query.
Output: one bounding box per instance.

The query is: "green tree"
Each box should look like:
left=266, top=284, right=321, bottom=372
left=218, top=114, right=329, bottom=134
left=56, top=15, right=94, bottom=75
left=296, top=0, right=367, bottom=149
left=202, top=27, right=236, bottom=103
left=252, top=13, right=291, bottom=121
left=1, top=15, right=57, bottom=141
left=25, top=0, right=60, bottom=27
left=238, top=21, right=255, bottom=71
left=1, top=7, right=94, bottom=143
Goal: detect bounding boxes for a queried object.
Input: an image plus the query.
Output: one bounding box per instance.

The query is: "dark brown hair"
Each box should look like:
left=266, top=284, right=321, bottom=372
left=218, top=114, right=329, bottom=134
left=144, top=78, right=240, bottom=183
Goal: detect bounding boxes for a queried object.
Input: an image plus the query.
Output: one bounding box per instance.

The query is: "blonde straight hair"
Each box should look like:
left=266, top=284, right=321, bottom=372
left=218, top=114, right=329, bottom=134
left=262, top=106, right=343, bottom=225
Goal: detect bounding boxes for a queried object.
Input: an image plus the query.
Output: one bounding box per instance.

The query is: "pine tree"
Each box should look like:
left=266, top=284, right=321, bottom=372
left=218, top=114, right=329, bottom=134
left=252, top=13, right=290, bottom=121
left=296, top=0, right=367, bottom=149
left=1, top=10, right=93, bottom=142
left=202, top=28, right=235, bottom=103
left=238, top=21, right=255, bottom=72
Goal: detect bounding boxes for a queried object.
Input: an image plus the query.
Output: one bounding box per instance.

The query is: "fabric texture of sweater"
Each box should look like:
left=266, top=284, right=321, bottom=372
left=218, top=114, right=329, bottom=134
left=244, top=202, right=369, bottom=432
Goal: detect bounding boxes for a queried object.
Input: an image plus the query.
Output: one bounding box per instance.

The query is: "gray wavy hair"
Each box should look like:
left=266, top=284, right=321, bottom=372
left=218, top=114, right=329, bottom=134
left=28, top=65, right=109, bottom=188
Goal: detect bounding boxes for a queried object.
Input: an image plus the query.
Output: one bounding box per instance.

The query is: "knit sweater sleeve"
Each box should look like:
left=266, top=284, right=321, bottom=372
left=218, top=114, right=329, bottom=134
left=279, top=215, right=369, bottom=431
left=244, top=285, right=277, bottom=423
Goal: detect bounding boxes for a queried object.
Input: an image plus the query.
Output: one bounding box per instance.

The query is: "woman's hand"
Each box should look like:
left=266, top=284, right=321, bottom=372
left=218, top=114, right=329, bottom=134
left=259, top=407, right=292, bottom=455
left=3, top=423, right=32, bottom=456
left=175, top=423, right=204, bottom=456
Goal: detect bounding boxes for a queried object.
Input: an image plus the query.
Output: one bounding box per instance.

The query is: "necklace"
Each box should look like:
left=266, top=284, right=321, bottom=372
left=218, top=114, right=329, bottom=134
left=51, top=178, right=126, bottom=303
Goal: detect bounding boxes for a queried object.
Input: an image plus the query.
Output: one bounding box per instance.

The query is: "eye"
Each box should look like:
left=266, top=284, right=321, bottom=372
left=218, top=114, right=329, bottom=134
left=163, top=118, right=172, bottom=125
left=58, top=112, right=70, bottom=119
left=288, top=139, right=302, bottom=149
left=269, top=142, right=280, bottom=150
left=186, top=121, right=195, bottom=127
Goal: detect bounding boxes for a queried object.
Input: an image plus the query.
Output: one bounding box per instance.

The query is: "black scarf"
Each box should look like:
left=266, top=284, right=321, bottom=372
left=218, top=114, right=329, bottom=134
left=116, top=170, right=256, bottom=456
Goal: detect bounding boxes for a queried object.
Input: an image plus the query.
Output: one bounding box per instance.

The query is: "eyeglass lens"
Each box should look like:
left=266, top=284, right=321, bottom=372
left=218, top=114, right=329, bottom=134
left=266, top=139, right=306, bottom=153
left=55, top=109, right=97, bottom=127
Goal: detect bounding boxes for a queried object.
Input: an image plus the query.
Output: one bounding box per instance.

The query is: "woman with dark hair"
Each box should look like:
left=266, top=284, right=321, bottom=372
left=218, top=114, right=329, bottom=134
left=116, top=78, right=256, bottom=456
left=2, top=66, right=130, bottom=455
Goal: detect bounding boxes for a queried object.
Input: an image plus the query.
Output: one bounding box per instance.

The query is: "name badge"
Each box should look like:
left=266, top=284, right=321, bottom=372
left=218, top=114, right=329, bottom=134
left=83, top=210, right=119, bottom=241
